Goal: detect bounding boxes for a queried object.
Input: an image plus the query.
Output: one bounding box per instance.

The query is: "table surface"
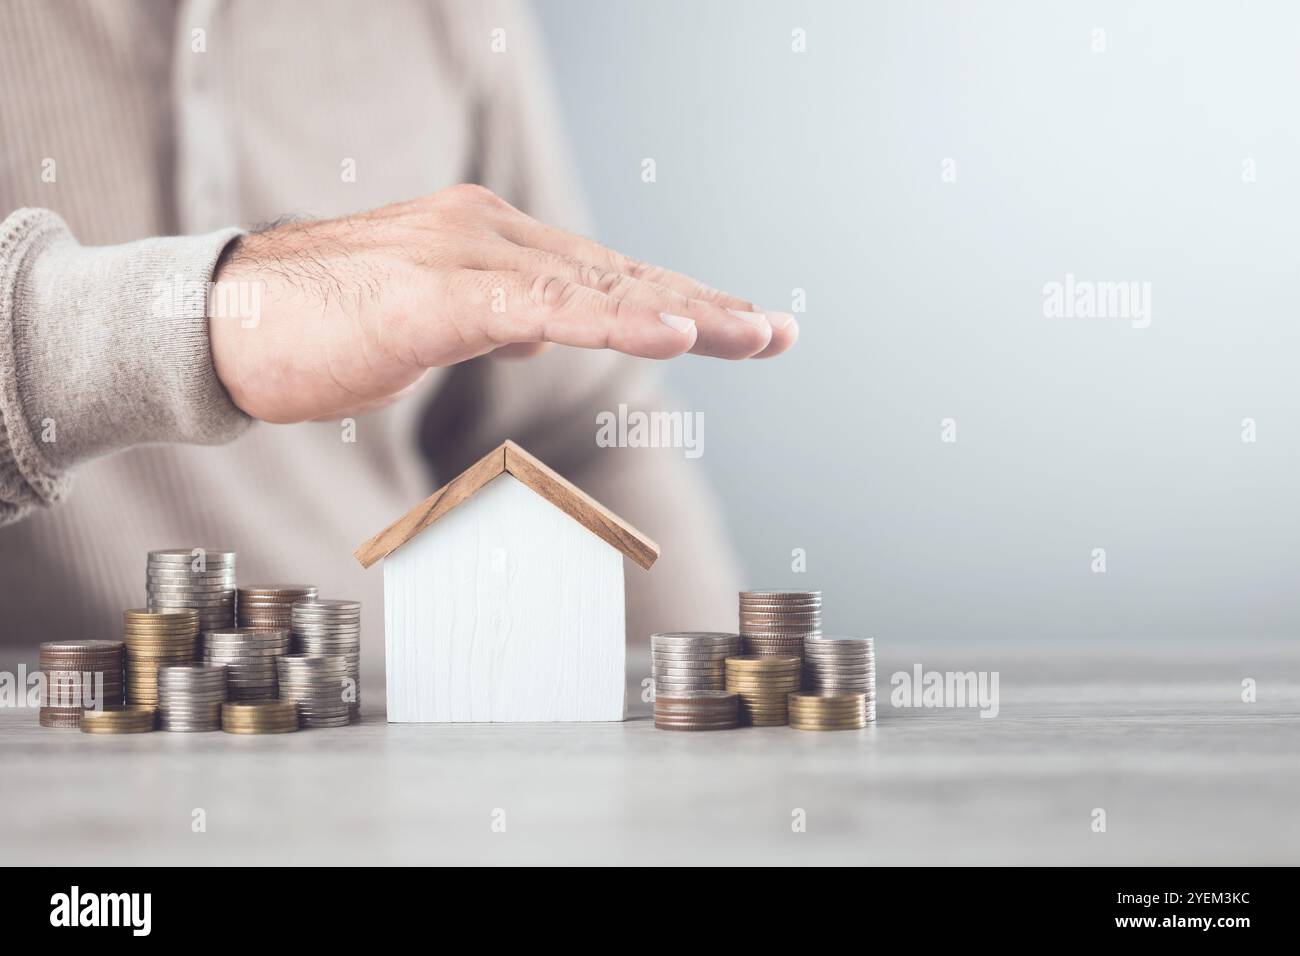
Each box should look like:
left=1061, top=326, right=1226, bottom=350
left=3, top=640, right=1297, bottom=866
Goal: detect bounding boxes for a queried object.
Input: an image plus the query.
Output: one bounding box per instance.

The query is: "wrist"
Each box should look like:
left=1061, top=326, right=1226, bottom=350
left=208, top=235, right=264, bottom=419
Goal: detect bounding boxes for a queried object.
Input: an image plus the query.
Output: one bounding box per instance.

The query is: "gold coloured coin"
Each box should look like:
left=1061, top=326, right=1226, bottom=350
left=725, top=654, right=801, bottom=668
left=80, top=707, right=157, bottom=733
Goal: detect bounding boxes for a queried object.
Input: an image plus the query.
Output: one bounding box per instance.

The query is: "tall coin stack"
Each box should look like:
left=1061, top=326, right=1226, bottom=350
left=237, top=584, right=317, bottom=630
left=724, top=655, right=802, bottom=726
left=739, top=590, right=822, bottom=658
left=277, top=655, right=351, bottom=728
left=203, top=627, right=289, bottom=701
left=38, top=640, right=125, bottom=728
left=123, top=609, right=199, bottom=705
left=651, top=632, right=739, bottom=695
left=156, top=663, right=226, bottom=732
left=146, top=550, right=237, bottom=652
left=291, top=599, right=361, bottom=722
left=802, top=635, right=876, bottom=721
left=653, top=690, right=740, bottom=731
left=787, top=692, right=871, bottom=731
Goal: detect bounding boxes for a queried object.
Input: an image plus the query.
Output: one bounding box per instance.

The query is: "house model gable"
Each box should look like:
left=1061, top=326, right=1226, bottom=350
left=355, top=441, right=659, bottom=723
left=354, top=440, right=659, bottom=571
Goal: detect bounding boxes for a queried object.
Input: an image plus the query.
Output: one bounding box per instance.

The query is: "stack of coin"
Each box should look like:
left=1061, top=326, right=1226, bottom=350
left=653, top=690, right=740, bottom=731
left=739, top=590, right=822, bottom=658
left=277, top=655, right=350, bottom=728
left=146, top=549, right=236, bottom=645
left=203, top=627, right=289, bottom=701
left=802, top=635, right=876, bottom=721
left=80, top=706, right=157, bottom=735
left=787, top=692, right=871, bottom=731
left=237, top=584, right=317, bottom=630
left=156, top=663, right=226, bottom=732
left=724, top=655, right=802, bottom=726
left=222, top=700, right=299, bottom=735
left=650, top=632, right=739, bottom=695
left=38, top=640, right=125, bottom=728
left=291, top=599, right=361, bottom=722
left=123, top=609, right=199, bottom=705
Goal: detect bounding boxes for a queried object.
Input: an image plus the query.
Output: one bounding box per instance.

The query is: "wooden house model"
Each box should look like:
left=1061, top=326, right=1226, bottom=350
left=354, top=440, right=659, bottom=722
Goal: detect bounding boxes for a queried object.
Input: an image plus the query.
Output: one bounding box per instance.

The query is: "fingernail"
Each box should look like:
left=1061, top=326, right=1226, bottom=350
left=659, top=313, right=696, bottom=334
left=727, top=309, right=770, bottom=328
left=765, top=311, right=795, bottom=329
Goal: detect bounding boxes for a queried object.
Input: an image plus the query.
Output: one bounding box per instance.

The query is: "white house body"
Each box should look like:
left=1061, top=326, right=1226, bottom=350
left=384, top=474, right=625, bottom=722
left=355, top=441, right=659, bottom=724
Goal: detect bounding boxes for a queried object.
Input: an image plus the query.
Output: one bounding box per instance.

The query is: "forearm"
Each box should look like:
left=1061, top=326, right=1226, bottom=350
left=0, top=208, right=251, bottom=522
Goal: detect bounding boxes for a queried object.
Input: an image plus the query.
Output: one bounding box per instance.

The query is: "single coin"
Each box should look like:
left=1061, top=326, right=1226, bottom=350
left=725, top=678, right=803, bottom=688
left=725, top=654, right=801, bottom=668
left=124, top=608, right=201, bottom=620
left=80, top=707, right=157, bottom=733
left=653, top=722, right=739, bottom=732
left=651, top=631, right=739, bottom=641
left=787, top=696, right=868, bottom=707
left=725, top=670, right=803, bottom=680
left=148, top=547, right=235, bottom=560
left=789, top=710, right=867, bottom=722
left=40, top=639, right=125, bottom=655
left=293, top=598, right=362, bottom=611
left=653, top=690, right=736, bottom=703
left=655, top=671, right=728, bottom=686
left=653, top=703, right=739, bottom=713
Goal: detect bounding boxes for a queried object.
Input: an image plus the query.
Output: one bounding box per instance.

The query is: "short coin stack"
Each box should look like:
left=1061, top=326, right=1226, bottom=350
left=123, top=609, right=199, bottom=705
left=237, top=584, right=317, bottom=630
left=652, top=690, right=740, bottom=731
left=203, top=627, right=289, bottom=701
left=146, top=549, right=236, bottom=645
left=803, top=635, right=876, bottom=721
left=80, top=707, right=157, bottom=735
left=39, top=640, right=125, bottom=728
left=156, top=663, right=226, bottom=732
left=277, top=655, right=350, bottom=728
left=787, top=692, right=872, bottom=731
left=739, top=590, right=822, bottom=658
left=651, top=632, right=739, bottom=695
left=291, top=599, right=361, bottom=722
left=221, top=700, right=298, bottom=735
left=724, top=655, right=802, bottom=726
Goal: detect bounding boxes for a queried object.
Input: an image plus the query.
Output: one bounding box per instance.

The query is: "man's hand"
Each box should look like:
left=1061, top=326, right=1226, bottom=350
left=209, top=184, right=797, bottom=423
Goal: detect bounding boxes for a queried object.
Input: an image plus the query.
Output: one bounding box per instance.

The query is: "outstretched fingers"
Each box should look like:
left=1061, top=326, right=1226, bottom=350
left=496, top=219, right=798, bottom=358
left=446, top=269, right=698, bottom=360
left=493, top=244, right=774, bottom=359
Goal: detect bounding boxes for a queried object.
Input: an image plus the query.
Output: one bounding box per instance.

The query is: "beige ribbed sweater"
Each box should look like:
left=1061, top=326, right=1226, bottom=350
left=0, top=0, right=741, bottom=683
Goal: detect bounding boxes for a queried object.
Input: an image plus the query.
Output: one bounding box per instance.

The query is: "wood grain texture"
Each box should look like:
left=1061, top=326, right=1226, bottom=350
left=503, top=441, right=659, bottom=570
left=354, top=440, right=660, bottom=571
left=385, top=475, right=626, bottom=721
left=353, top=444, right=506, bottom=568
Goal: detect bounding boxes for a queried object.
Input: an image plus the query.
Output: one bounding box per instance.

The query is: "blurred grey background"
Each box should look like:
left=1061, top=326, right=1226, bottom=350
left=536, top=0, right=1300, bottom=646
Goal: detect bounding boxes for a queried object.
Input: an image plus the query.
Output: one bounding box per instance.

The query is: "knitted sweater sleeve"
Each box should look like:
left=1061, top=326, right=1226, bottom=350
left=0, top=208, right=251, bottom=524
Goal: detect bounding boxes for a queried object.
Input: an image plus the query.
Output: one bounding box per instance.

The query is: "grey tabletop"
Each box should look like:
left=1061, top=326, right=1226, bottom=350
left=3, top=640, right=1297, bottom=866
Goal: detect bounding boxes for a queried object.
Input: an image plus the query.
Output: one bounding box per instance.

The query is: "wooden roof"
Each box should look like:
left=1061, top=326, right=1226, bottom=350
left=353, top=440, right=660, bottom=570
